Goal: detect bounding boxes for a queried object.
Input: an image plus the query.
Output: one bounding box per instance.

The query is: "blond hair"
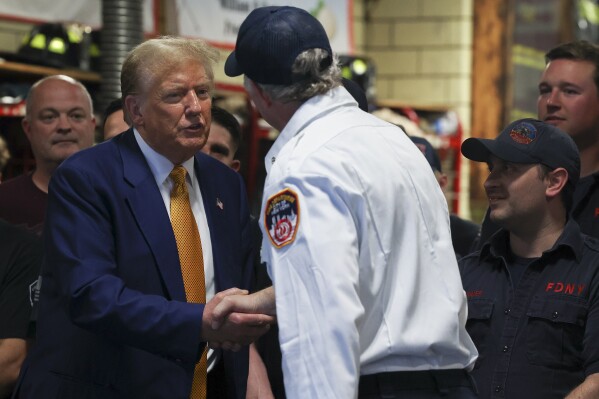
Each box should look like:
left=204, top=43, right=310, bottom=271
left=121, top=36, right=220, bottom=99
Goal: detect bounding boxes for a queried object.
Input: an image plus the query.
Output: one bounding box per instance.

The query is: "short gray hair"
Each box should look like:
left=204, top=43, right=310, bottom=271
left=255, top=48, right=341, bottom=103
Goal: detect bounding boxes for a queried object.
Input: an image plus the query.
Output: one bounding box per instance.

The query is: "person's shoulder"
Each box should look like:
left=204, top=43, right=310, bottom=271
left=0, top=174, right=34, bottom=209
left=582, top=234, right=599, bottom=253
left=0, top=219, right=41, bottom=249
left=451, top=214, right=479, bottom=229
left=196, top=151, right=239, bottom=178
left=451, top=215, right=479, bottom=235
left=60, top=136, right=122, bottom=174
left=0, top=173, right=31, bottom=191
left=48, top=140, right=125, bottom=196
left=298, top=112, right=396, bottom=158
left=458, top=250, right=481, bottom=265
left=457, top=249, right=486, bottom=274
left=0, top=218, right=25, bottom=235
left=195, top=152, right=246, bottom=190
left=196, top=150, right=230, bottom=169
left=575, top=237, right=599, bottom=286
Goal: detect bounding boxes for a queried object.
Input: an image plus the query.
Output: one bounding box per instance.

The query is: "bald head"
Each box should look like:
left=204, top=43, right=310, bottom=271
left=26, top=75, right=94, bottom=120
left=22, top=75, right=96, bottom=181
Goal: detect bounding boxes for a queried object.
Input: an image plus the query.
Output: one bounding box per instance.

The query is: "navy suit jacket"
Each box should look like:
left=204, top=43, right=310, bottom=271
left=15, top=131, right=254, bottom=399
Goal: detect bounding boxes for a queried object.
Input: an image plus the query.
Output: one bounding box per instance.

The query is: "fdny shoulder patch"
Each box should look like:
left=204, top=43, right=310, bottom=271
left=264, top=188, right=300, bottom=248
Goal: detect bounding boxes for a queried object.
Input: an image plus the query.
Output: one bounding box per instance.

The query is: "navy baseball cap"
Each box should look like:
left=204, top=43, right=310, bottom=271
left=410, top=136, right=442, bottom=173
left=225, top=6, right=333, bottom=85
left=461, top=118, right=580, bottom=186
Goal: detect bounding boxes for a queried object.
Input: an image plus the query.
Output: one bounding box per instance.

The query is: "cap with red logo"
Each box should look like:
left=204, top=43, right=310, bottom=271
left=461, top=118, right=580, bottom=187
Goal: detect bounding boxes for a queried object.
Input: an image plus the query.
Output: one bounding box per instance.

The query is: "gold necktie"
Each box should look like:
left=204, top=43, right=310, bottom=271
left=169, top=165, right=207, bottom=399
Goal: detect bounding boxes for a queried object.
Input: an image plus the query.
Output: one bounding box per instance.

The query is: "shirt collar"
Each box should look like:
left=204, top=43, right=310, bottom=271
left=264, top=85, right=357, bottom=175
left=480, top=218, right=584, bottom=263
left=133, top=128, right=196, bottom=186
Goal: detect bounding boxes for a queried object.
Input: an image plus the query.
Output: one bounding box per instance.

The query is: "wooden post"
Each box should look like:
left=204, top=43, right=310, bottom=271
left=470, top=0, right=512, bottom=221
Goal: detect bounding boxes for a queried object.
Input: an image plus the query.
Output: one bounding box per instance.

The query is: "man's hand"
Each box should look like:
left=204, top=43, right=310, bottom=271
left=211, top=287, right=276, bottom=330
left=201, top=288, right=274, bottom=351
left=565, top=372, right=599, bottom=399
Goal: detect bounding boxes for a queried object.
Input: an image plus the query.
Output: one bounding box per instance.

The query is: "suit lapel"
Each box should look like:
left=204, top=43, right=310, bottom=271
left=119, top=131, right=186, bottom=301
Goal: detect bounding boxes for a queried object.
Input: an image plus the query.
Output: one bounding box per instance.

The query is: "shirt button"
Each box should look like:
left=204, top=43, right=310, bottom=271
left=504, top=308, right=510, bottom=315
left=495, top=385, right=502, bottom=392
left=502, top=345, right=509, bottom=352
left=552, top=311, right=559, bottom=319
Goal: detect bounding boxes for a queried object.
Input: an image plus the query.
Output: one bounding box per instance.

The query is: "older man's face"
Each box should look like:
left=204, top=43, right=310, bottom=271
left=22, top=79, right=95, bottom=167
left=131, top=59, right=213, bottom=165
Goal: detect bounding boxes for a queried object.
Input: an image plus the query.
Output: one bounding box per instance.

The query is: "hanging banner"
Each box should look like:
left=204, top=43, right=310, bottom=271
left=176, top=0, right=354, bottom=54
left=0, top=0, right=157, bottom=33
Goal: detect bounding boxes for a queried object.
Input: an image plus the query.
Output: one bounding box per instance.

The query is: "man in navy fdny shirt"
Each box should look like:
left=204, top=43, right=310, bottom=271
left=460, top=118, right=599, bottom=399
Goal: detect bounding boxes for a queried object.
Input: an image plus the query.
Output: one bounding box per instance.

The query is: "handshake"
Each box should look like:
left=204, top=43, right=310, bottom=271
left=201, top=287, right=276, bottom=351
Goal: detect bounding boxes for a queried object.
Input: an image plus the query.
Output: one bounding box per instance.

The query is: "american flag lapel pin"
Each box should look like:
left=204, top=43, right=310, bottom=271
left=216, top=198, right=224, bottom=210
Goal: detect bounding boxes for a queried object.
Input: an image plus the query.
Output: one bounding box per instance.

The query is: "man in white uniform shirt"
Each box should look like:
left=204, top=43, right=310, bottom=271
left=213, top=6, right=478, bottom=398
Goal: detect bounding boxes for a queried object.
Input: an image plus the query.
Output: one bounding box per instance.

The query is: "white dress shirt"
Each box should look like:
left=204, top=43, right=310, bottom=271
left=259, top=87, right=478, bottom=399
left=134, top=129, right=218, bottom=368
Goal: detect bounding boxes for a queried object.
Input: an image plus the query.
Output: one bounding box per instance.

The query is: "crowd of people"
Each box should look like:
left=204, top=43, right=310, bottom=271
left=2, top=5, right=599, bottom=399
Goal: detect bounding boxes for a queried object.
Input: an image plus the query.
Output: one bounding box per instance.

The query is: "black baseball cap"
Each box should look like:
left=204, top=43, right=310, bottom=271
left=225, top=6, right=333, bottom=85
left=461, top=118, right=580, bottom=187
left=410, top=136, right=442, bottom=173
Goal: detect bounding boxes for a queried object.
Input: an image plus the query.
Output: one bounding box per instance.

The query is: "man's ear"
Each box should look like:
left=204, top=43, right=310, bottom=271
left=545, top=167, right=569, bottom=199
left=436, top=171, right=449, bottom=192
left=231, top=159, right=241, bottom=172
left=249, top=79, right=272, bottom=106
left=21, top=117, right=32, bottom=141
left=124, top=95, right=143, bottom=126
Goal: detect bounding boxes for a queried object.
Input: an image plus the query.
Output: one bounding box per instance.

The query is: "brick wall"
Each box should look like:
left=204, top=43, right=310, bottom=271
left=362, top=0, right=473, bottom=216
left=363, top=0, right=472, bottom=132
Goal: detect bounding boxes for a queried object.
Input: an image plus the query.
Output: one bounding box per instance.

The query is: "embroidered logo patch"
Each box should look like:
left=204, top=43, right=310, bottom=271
left=509, top=122, right=537, bottom=144
left=264, top=188, right=300, bottom=248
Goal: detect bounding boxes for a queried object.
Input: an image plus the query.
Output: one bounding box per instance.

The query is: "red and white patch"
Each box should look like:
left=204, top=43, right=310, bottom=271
left=264, top=188, right=300, bottom=248
left=509, top=122, right=537, bottom=144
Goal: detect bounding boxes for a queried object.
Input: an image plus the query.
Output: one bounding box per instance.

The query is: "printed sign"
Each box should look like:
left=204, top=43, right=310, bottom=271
left=176, top=0, right=354, bottom=54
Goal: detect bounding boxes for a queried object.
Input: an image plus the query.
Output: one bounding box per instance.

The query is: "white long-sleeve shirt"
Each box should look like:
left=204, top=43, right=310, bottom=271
left=260, top=86, right=477, bottom=399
